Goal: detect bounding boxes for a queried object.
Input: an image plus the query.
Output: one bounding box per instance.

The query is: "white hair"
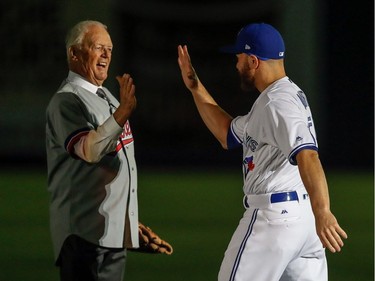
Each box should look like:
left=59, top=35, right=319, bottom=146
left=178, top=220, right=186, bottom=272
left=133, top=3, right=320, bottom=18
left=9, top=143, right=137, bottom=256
left=65, top=20, right=108, bottom=61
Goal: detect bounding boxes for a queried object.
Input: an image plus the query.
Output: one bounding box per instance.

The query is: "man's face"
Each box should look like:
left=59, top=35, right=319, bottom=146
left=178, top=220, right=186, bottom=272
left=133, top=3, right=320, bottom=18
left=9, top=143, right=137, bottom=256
left=72, top=25, right=113, bottom=86
left=236, top=53, right=256, bottom=92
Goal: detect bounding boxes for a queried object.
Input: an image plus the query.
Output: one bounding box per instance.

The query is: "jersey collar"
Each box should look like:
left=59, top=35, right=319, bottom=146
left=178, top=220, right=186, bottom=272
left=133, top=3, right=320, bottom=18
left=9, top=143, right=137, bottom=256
left=67, top=71, right=100, bottom=94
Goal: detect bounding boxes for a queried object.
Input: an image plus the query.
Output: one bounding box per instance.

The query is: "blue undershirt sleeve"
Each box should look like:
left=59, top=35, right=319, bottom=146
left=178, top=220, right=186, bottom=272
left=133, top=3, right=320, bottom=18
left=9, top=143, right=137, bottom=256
left=227, top=129, right=242, bottom=150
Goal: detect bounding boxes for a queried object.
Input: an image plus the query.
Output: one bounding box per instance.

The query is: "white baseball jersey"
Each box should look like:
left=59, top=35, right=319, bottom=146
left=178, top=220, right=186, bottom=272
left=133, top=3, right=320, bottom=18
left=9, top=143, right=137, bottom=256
left=46, top=71, right=139, bottom=262
left=227, top=76, right=318, bottom=195
left=219, top=77, right=327, bottom=281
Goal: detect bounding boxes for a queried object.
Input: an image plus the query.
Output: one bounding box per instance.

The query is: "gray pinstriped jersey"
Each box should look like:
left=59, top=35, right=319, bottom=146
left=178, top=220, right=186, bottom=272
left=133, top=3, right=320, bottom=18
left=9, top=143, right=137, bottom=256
left=46, top=72, right=139, bottom=261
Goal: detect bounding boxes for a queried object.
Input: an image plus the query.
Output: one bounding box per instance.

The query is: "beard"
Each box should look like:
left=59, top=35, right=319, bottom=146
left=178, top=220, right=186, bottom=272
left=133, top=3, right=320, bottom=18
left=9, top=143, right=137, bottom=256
left=238, top=64, right=257, bottom=93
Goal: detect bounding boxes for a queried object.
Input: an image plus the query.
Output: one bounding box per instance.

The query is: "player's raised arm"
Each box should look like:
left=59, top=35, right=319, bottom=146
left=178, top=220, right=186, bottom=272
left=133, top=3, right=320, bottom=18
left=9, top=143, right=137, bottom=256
left=177, top=45, right=233, bottom=149
left=296, top=149, right=348, bottom=253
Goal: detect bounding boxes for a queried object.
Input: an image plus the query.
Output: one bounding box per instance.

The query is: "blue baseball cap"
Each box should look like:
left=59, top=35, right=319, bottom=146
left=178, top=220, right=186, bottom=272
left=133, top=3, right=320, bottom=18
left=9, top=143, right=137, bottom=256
left=220, top=23, right=285, bottom=60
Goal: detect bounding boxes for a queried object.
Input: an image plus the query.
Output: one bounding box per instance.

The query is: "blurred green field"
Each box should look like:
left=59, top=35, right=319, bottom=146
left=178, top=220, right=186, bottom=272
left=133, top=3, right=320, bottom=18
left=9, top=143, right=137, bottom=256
left=0, top=168, right=373, bottom=280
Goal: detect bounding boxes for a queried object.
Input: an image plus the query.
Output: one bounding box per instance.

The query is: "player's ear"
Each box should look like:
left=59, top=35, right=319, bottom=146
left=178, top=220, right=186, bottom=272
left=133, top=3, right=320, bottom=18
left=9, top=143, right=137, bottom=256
left=247, top=55, right=259, bottom=69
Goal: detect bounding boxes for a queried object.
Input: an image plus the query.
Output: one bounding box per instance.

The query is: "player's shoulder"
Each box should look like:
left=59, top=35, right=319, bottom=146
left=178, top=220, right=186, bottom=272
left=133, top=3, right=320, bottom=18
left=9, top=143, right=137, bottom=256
left=265, top=77, right=303, bottom=101
left=268, top=76, right=300, bottom=93
left=259, top=77, right=306, bottom=113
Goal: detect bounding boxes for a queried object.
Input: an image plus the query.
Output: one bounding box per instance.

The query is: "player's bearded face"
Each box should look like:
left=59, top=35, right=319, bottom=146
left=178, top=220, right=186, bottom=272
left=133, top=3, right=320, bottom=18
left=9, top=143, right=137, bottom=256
left=74, top=26, right=113, bottom=86
left=238, top=59, right=256, bottom=92
left=235, top=54, right=256, bottom=92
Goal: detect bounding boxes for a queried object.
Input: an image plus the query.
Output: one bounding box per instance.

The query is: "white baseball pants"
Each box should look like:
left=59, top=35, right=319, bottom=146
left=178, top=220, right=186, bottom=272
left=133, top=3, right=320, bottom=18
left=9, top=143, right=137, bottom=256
left=218, top=189, right=327, bottom=281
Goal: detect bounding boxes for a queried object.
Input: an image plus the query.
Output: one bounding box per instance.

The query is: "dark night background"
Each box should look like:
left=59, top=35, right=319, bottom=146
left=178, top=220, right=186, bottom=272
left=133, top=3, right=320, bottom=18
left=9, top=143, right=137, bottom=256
left=0, top=0, right=373, bottom=172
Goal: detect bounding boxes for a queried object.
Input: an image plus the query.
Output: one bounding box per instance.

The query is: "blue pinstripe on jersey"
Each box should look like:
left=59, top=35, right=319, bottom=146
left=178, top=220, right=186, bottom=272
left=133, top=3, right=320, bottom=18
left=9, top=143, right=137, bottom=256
left=229, top=209, right=259, bottom=281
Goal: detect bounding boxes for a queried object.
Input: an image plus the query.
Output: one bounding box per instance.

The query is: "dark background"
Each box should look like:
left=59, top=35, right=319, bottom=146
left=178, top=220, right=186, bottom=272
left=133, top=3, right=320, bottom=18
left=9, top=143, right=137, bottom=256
left=0, top=0, right=373, bottom=171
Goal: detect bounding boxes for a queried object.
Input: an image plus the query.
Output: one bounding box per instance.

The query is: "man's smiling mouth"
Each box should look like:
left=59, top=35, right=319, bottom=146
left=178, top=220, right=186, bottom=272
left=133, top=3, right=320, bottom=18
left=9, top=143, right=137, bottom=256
left=97, top=62, right=107, bottom=68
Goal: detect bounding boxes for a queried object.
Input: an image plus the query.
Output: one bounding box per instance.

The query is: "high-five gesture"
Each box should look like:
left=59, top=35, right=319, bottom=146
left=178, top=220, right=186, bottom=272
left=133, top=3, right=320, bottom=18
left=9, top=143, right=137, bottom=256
left=177, top=45, right=199, bottom=91
left=177, top=45, right=232, bottom=148
left=114, top=73, right=137, bottom=126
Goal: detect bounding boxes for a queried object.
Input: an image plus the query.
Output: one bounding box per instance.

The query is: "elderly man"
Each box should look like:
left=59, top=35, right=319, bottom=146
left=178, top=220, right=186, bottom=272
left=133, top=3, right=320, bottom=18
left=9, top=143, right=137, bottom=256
left=46, top=20, right=138, bottom=281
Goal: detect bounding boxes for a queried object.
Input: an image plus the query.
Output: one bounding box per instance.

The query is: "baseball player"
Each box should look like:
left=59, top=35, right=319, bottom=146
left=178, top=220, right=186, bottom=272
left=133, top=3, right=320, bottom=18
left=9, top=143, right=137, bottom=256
left=46, top=20, right=171, bottom=281
left=177, top=23, right=347, bottom=281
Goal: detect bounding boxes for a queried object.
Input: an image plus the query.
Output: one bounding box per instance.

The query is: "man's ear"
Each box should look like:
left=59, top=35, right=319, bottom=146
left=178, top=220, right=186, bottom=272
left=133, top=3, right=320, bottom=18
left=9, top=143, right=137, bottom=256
left=247, top=55, right=259, bottom=69
left=69, top=46, right=78, bottom=61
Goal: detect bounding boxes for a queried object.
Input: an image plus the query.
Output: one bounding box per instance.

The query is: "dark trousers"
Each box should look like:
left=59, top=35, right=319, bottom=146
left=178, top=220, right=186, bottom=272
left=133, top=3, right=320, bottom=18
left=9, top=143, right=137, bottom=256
left=58, top=235, right=126, bottom=281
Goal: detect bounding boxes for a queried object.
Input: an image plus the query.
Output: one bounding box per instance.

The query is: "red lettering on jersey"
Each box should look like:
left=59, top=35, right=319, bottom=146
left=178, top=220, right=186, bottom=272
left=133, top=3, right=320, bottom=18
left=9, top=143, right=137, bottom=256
left=116, top=120, right=134, bottom=152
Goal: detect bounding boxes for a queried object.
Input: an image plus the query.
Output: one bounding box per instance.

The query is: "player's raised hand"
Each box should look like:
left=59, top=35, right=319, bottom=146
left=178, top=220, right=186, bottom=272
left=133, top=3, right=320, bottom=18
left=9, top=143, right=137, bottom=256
left=177, top=45, right=199, bottom=91
left=114, top=73, right=136, bottom=126
left=315, top=210, right=348, bottom=253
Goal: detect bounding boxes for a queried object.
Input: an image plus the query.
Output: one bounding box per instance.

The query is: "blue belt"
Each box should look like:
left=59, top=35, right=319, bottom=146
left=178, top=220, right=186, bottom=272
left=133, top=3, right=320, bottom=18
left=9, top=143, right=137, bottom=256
left=270, top=191, right=299, bottom=203
left=243, top=191, right=300, bottom=209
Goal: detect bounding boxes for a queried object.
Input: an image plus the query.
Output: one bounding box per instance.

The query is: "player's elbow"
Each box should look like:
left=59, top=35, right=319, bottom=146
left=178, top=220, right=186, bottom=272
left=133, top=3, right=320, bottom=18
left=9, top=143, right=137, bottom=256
left=215, top=127, right=230, bottom=150
left=219, top=140, right=229, bottom=150
left=220, top=124, right=232, bottom=150
left=216, top=134, right=229, bottom=150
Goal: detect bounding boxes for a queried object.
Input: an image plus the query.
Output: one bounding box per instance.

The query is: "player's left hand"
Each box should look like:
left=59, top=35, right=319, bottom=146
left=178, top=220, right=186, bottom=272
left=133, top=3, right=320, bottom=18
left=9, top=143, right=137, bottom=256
left=315, top=210, right=348, bottom=253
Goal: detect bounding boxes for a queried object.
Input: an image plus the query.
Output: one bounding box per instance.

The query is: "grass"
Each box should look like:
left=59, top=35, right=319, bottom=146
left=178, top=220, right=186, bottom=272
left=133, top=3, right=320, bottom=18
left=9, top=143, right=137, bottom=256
left=325, top=172, right=374, bottom=281
left=0, top=168, right=373, bottom=280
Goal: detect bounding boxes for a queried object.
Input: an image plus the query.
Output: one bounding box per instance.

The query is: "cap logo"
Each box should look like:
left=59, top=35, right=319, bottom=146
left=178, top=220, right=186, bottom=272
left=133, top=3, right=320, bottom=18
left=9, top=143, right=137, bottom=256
left=245, top=44, right=251, bottom=50
left=279, top=52, right=284, bottom=57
